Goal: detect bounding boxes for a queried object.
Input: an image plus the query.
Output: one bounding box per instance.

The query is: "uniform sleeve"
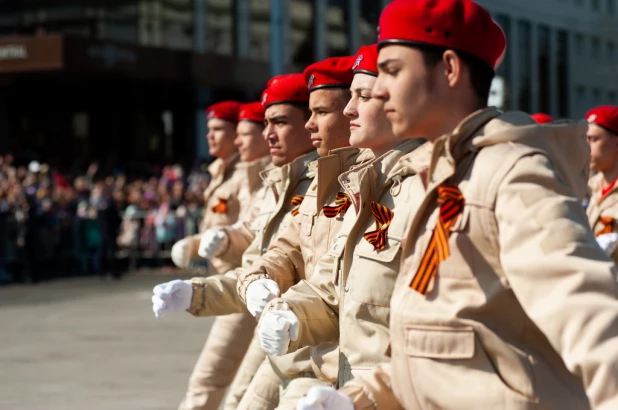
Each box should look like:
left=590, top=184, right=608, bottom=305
left=237, top=216, right=304, bottom=303
left=185, top=268, right=249, bottom=317
left=258, top=246, right=341, bottom=353
left=339, top=363, right=405, bottom=410
left=186, top=233, right=202, bottom=261
left=496, top=153, right=618, bottom=410
left=216, top=221, right=256, bottom=266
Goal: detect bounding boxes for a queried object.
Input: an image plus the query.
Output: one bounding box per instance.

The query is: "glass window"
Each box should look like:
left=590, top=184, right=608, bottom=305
left=592, top=0, right=601, bottom=10
left=249, top=0, right=270, bottom=61
left=593, top=88, right=601, bottom=103
left=494, top=14, right=512, bottom=110
left=289, top=0, right=314, bottom=68
left=538, top=25, right=551, bottom=114
left=517, top=20, right=532, bottom=112
left=592, top=37, right=601, bottom=59
left=206, top=0, right=233, bottom=55
left=576, top=85, right=586, bottom=114
left=609, top=91, right=617, bottom=104
left=327, top=0, right=348, bottom=56
left=609, top=0, right=616, bottom=14
left=160, top=0, right=193, bottom=51
left=608, top=41, right=615, bottom=63
left=575, top=34, right=585, bottom=56
left=557, top=30, right=569, bottom=117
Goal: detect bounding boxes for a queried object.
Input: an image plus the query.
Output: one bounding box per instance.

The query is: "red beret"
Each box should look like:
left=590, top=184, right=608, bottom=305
left=352, top=44, right=379, bottom=76
left=378, top=0, right=506, bottom=70
left=531, top=113, right=554, bottom=124
left=238, top=102, right=265, bottom=123
left=261, top=74, right=309, bottom=109
left=304, top=56, right=355, bottom=92
left=206, top=101, right=241, bottom=122
left=587, top=106, right=618, bottom=135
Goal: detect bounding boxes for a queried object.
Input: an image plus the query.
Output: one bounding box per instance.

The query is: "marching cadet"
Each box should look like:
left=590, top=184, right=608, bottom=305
left=298, top=0, right=618, bottom=409
left=236, top=55, right=374, bottom=408
left=153, top=74, right=317, bottom=410
left=587, top=106, right=618, bottom=260
left=253, top=44, right=425, bottom=408
left=531, top=112, right=554, bottom=124
left=170, top=100, right=248, bottom=276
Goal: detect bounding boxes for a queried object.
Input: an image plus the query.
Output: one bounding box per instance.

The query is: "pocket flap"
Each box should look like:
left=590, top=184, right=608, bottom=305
left=405, top=325, right=475, bottom=359
left=356, top=236, right=402, bottom=263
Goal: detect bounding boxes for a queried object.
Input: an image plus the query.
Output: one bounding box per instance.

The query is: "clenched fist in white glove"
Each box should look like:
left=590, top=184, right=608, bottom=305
left=245, top=279, right=280, bottom=317
left=152, top=280, right=193, bottom=318
left=198, top=229, right=228, bottom=259
left=171, top=238, right=192, bottom=268
left=258, top=310, right=299, bottom=356
left=596, top=232, right=618, bottom=256
left=296, top=386, right=355, bottom=410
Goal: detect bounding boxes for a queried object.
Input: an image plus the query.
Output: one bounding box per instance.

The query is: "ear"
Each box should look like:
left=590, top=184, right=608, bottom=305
left=442, top=50, right=462, bottom=89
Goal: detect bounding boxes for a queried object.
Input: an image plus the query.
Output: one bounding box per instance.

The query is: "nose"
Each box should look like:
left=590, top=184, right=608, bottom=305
left=305, top=114, right=318, bottom=133
left=234, top=135, right=242, bottom=147
left=372, top=73, right=388, bottom=102
left=343, top=97, right=358, bottom=119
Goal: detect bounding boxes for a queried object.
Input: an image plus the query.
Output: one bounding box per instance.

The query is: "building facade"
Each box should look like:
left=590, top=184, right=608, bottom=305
left=0, top=0, right=616, bottom=167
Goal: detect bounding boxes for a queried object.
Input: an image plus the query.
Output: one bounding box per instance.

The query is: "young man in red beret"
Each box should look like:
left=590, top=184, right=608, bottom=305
left=234, top=55, right=380, bottom=409
left=170, top=100, right=246, bottom=276
left=299, top=0, right=618, bottom=409
left=587, top=106, right=618, bottom=261
left=152, top=74, right=318, bottom=410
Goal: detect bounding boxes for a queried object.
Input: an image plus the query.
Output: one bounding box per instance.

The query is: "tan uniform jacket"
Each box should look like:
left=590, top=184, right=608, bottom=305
left=237, top=147, right=374, bottom=383
left=588, top=173, right=618, bottom=235
left=342, top=109, right=618, bottom=410
left=185, top=150, right=319, bottom=317
left=185, top=154, right=269, bottom=275
left=260, top=139, right=426, bottom=390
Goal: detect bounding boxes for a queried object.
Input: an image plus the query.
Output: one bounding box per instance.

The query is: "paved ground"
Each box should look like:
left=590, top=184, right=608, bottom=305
left=0, top=274, right=219, bottom=410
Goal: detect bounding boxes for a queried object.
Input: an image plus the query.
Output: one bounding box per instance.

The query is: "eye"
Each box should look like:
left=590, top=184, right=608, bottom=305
left=359, top=95, right=371, bottom=102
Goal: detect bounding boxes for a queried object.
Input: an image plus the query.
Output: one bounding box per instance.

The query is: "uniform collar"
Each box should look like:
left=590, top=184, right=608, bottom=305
left=208, top=152, right=241, bottom=179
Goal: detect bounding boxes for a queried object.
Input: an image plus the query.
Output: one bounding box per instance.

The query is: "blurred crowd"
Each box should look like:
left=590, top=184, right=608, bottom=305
left=0, top=154, right=209, bottom=284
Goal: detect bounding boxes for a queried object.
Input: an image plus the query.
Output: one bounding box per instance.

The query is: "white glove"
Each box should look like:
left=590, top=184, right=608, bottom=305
left=245, top=279, right=281, bottom=317
left=258, top=310, right=299, bottom=356
left=171, top=238, right=192, bottom=268
left=296, top=386, right=355, bottom=410
left=596, top=233, right=618, bottom=256
left=197, top=229, right=228, bottom=259
left=152, top=280, right=193, bottom=318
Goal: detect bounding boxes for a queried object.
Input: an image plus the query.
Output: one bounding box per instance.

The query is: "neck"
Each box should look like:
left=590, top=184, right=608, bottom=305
left=423, top=102, right=484, bottom=143
left=371, top=140, right=399, bottom=158
left=602, top=165, right=618, bottom=187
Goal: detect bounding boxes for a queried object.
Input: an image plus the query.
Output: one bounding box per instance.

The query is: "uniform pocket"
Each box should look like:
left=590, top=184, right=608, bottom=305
left=349, top=238, right=401, bottom=307
left=404, top=325, right=537, bottom=403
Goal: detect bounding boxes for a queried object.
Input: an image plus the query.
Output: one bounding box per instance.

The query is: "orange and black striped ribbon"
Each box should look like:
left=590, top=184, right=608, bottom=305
left=290, top=195, right=304, bottom=216
left=363, top=201, right=394, bottom=251
left=410, top=184, right=465, bottom=295
left=323, top=192, right=352, bottom=218
left=211, top=198, right=228, bottom=214
left=597, top=216, right=615, bottom=237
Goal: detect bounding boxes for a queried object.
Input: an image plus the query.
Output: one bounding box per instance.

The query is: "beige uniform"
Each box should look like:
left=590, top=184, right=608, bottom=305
left=587, top=173, right=618, bottom=264
left=237, top=147, right=374, bottom=407
left=179, top=151, right=319, bottom=410
left=340, top=109, right=618, bottom=410
left=259, top=139, right=426, bottom=390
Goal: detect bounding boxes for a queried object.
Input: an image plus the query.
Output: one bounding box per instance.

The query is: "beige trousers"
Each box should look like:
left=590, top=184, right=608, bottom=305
left=224, top=333, right=280, bottom=410
left=178, top=312, right=256, bottom=410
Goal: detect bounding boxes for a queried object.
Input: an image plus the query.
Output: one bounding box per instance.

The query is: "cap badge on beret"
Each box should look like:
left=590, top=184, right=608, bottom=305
left=352, top=55, right=364, bottom=70
left=588, top=114, right=598, bottom=123
left=207, top=110, right=215, bottom=119
left=307, top=74, right=315, bottom=89
left=262, top=93, right=268, bottom=105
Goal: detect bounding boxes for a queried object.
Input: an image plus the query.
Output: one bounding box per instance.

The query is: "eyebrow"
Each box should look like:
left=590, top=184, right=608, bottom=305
left=377, top=58, right=400, bottom=69
left=267, top=114, right=288, bottom=121
left=310, top=105, right=331, bottom=112
left=351, top=86, right=373, bottom=93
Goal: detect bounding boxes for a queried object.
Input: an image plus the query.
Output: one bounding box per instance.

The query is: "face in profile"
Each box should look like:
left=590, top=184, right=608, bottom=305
left=305, top=89, right=352, bottom=156
left=264, top=104, right=314, bottom=166
left=207, top=118, right=238, bottom=159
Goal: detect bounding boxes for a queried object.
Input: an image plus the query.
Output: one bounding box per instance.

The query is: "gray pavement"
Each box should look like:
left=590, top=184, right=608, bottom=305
left=0, top=274, right=218, bottom=410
